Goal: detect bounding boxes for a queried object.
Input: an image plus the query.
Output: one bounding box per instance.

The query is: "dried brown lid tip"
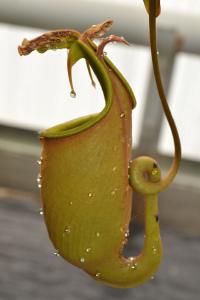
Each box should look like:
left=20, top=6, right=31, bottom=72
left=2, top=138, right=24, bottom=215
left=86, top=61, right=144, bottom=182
left=81, top=19, right=114, bottom=40
left=18, top=29, right=80, bottom=56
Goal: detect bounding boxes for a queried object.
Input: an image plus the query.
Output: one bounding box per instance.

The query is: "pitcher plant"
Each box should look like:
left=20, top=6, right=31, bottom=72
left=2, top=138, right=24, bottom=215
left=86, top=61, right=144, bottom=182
left=18, top=0, right=181, bottom=288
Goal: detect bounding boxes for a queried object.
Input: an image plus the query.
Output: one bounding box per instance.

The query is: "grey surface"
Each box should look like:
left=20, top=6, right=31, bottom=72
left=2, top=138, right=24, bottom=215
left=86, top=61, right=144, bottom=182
left=0, top=196, right=199, bottom=300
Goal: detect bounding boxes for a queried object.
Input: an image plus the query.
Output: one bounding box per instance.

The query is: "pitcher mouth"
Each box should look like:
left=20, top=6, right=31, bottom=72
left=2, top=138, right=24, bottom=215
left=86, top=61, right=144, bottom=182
left=40, top=113, right=99, bottom=138
left=18, top=24, right=136, bottom=140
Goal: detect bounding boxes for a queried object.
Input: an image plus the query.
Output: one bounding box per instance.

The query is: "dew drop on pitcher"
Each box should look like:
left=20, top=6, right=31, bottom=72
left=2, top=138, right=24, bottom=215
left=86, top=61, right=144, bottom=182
left=54, top=250, right=60, bottom=257
left=125, top=230, right=129, bottom=238
left=37, top=174, right=41, bottom=183
left=80, top=257, right=85, bottom=263
left=111, top=188, right=118, bottom=196
left=152, top=247, right=157, bottom=254
left=131, top=264, right=136, bottom=270
left=64, top=226, right=71, bottom=234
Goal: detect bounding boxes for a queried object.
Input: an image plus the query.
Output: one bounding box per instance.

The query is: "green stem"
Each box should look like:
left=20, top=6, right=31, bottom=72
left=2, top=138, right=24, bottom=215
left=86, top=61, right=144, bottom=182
left=149, top=1, right=181, bottom=190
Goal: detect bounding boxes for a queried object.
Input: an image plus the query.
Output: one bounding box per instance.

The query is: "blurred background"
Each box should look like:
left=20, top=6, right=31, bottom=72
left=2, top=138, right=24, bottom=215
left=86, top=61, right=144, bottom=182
left=0, top=0, right=199, bottom=299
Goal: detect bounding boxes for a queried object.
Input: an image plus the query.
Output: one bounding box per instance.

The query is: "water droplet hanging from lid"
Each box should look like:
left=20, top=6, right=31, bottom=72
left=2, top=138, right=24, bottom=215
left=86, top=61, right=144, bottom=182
left=70, top=90, right=76, bottom=98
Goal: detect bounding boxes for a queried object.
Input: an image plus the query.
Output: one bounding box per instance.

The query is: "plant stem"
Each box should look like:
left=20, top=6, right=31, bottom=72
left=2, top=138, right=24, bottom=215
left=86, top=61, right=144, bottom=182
left=149, top=1, right=181, bottom=190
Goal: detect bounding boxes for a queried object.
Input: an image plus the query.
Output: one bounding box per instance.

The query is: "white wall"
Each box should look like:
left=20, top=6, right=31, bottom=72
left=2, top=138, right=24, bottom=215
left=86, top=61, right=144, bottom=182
left=0, top=23, right=150, bottom=147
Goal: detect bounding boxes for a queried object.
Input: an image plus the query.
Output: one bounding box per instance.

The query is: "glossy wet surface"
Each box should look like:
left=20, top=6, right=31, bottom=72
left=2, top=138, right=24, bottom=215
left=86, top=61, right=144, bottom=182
left=0, top=196, right=199, bottom=300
